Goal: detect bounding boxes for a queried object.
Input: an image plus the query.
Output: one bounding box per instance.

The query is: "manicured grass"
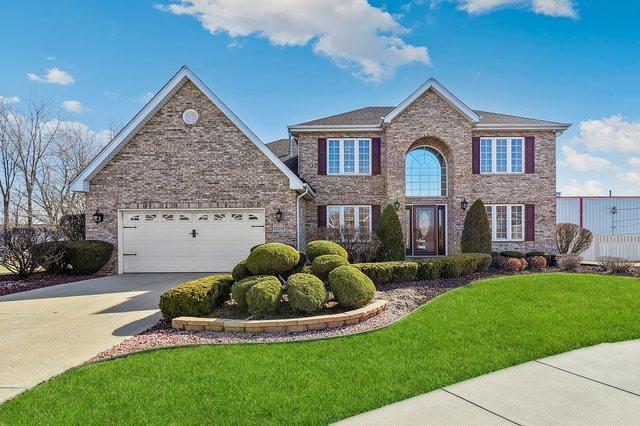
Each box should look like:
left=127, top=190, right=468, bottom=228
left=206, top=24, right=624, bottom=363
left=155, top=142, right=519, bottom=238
left=2, top=273, right=640, bottom=424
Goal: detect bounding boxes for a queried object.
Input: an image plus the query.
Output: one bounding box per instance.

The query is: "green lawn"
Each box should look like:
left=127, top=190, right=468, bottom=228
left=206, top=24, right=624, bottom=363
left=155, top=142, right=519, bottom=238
left=2, top=273, right=640, bottom=424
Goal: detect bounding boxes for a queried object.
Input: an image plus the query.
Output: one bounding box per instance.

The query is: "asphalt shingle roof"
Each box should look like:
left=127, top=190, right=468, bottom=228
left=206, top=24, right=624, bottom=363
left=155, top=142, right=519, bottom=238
left=266, top=138, right=298, bottom=159
left=292, top=106, right=568, bottom=128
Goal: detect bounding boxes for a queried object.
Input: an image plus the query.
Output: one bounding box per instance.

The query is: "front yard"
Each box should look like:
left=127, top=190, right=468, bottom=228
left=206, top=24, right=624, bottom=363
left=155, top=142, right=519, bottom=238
left=2, top=273, right=640, bottom=424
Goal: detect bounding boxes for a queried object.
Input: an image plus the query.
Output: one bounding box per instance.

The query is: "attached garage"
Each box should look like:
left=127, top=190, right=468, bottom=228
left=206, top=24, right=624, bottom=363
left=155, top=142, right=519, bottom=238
left=120, top=209, right=265, bottom=273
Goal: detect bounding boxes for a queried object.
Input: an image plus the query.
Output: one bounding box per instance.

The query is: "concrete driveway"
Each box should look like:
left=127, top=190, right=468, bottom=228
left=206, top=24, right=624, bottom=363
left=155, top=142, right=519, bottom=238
left=337, top=339, right=640, bottom=425
left=0, top=273, right=203, bottom=403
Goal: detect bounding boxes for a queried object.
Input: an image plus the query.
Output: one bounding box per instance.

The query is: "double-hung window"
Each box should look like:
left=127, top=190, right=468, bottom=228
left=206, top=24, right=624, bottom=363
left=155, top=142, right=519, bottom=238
left=479, top=137, right=524, bottom=174
left=485, top=204, right=524, bottom=241
left=327, top=205, right=372, bottom=234
left=327, top=138, right=372, bottom=175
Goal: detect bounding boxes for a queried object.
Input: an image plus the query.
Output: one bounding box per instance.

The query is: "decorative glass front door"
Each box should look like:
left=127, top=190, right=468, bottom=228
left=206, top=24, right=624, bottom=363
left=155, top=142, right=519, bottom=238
left=413, top=206, right=437, bottom=255
left=407, top=205, right=446, bottom=256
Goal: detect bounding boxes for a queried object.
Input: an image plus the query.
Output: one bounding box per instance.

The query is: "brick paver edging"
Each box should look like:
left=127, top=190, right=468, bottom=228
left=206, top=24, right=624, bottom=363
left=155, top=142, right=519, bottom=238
left=171, top=300, right=389, bottom=333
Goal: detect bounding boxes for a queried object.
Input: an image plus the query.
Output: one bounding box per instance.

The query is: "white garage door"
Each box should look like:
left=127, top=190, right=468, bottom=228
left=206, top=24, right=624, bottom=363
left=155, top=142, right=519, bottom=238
left=120, top=209, right=265, bottom=273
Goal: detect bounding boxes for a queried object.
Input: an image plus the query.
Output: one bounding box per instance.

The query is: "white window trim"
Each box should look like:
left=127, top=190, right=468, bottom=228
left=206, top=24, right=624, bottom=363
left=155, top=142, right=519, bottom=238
left=327, top=205, right=372, bottom=231
left=327, top=138, right=372, bottom=176
left=486, top=204, right=525, bottom=242
left=480, top=137, right=524, bottom=175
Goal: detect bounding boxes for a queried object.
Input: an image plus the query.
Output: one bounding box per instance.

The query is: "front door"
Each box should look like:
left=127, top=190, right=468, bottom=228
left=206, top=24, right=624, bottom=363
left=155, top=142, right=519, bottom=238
left=413, top=206, right=437, bottom=255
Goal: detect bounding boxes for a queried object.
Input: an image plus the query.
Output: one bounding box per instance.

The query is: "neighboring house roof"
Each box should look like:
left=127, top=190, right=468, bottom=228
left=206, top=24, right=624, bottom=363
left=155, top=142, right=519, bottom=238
left=266, top=138, right=298, bottom=160
left=70, top=66, right=307, bottom=192
left=289, top=78, right=570, bottom=132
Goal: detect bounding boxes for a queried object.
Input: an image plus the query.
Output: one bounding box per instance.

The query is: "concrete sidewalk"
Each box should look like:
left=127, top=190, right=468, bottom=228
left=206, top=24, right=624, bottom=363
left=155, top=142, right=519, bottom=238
left=0, top=273, right=202, bottom=403
left=337, top=339, right=640, bottom=425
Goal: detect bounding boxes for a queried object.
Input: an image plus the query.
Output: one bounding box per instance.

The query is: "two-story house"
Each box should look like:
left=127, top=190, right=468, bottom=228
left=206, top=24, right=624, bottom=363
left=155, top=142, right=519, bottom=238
left=71, top=67, right=569, bottom=274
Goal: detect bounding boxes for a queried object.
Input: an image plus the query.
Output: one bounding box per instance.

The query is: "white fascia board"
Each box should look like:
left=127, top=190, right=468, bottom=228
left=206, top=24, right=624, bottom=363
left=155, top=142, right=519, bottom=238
left=287, top=125, right=382, bottom=132
left=474, top=123, right=572, bottom=131
left=71, top=66, right=305, bottom=192
left=383, top=77, right=480, bottom=124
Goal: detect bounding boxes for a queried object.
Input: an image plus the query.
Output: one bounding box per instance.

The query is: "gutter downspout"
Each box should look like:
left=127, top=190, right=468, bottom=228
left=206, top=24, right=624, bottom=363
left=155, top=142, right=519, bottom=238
left=296, top=185, right=310, bottom=250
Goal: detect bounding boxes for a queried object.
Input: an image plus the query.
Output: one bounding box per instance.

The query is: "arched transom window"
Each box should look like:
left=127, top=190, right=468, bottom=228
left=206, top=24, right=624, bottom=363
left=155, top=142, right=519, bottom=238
left=405, top=146, right=447, bottom=197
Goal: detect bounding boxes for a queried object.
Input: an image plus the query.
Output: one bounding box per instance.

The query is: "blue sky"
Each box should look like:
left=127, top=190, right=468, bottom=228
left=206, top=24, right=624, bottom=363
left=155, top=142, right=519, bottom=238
left=1, top=0, right=639, bottom=195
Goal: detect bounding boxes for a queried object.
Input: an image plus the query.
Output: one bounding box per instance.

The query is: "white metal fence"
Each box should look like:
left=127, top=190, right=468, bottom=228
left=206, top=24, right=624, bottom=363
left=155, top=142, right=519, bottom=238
left=581, top=233, right=640, bottom=261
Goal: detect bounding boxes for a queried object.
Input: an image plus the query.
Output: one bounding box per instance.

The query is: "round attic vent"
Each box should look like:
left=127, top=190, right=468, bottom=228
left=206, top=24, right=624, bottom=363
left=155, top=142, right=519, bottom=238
left=182, top=109, right=199, bottom=125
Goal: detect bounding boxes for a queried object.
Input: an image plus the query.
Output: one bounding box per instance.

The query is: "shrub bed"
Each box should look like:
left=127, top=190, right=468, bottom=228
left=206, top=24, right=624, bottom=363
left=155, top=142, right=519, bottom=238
left=159, top=274, right=233, bottom=320
left=353, top=261, right=418, bottom=285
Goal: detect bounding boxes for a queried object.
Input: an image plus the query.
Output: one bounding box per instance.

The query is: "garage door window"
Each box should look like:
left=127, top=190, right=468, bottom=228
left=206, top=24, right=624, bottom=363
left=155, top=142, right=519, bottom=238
left=129, top=214, right=140, bottom=222
left=232, top=213, right=243, bottom=221
left=214, top=213, right=226, bottom=221
left=145, top=214, right=157, bottom=222
left=179, top=214, right=191, bottom=222
left=162, top=213, right=175, bottom=221
left=197, top=214, right=209, bottom=222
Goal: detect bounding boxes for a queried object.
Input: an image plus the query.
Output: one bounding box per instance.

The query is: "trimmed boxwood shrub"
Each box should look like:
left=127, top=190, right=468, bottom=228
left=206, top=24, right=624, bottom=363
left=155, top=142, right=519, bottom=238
left=159, top=274, right=233, bottom=320
left=437, top=253, right=492, bottom=278
left=287, top=273, right=327, bottom=313
left=61, top=240, right=114, bottom=274
left=245, top=242, right=300, bottom=275
left=311, top=254, right=349, bottom=281
left=232, top=260, right=252, bottom=281
left=500, top=250, right=525, bottom=259
left=328, top=265, right=376, bottom=308
left=231, top=275, right=277, bottom=309
left=246, top=277, right=282, bottom=315
left=416, top=258, right=444, bottom=280
left=353, top=261, right=418, bottom=285
left=283, top=252, right=307, bottom=279
left=461, top=199, right=491, bottom=254
left=306, top=240, right=348, bottom=262
left=376, top=204, right=405, bottom=261
left=526, top=251, right=550, bottom=261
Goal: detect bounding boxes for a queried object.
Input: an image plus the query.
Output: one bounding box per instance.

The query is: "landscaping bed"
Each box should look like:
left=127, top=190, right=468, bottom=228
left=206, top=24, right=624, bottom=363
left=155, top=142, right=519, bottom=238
left=91, top=271, right=493, bottom=361
left=0, top=272, right=94, bottom=296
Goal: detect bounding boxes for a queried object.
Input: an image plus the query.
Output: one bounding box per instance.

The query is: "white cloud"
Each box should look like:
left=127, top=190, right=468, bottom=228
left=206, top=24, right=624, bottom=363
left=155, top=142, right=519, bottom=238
left=0, top=95, right=20, bottom=104
left=104, top=91, right=119, bottom=99
left=156, top=0, right=430, bottom=82
left=453, top=0, right=576, bottom=17
left=618, top=171, right=640, bottom=184
left=26, top=67, right=75, bottom=85
left=561, top=178, right=606, bottom=196
left=61, top=100, right=85, bottom=113
left=45, top=119, right=113, bottom=146
left=574, top=115, right=640, bottom=153
left=45, top=56, right=55, bottom=60
left=629, top=157, right=640, bottom=169
left=560, top=145, right=618, bottom=172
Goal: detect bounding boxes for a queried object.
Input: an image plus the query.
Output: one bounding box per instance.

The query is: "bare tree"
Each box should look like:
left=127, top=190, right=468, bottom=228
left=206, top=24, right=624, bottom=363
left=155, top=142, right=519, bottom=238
left=35, top=122, right=102, bottom=224
left=3, top=97, right=60, bottom=226
left=0, top=101, right=18, bottom=228
left=556, top=223, right=593, bottom=254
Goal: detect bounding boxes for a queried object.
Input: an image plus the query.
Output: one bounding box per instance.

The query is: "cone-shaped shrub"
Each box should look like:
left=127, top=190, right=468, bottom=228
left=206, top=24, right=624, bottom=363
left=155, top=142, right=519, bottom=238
left=461, top=199, right=492, bottom=254
left=376, top=204, right=405, bottom=261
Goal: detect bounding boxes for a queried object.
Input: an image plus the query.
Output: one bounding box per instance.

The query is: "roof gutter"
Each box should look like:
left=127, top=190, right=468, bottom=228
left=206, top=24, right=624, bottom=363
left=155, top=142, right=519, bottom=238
left=474, top=123, right=572, bottom=131
left=287, top=125, right=382, bottom=133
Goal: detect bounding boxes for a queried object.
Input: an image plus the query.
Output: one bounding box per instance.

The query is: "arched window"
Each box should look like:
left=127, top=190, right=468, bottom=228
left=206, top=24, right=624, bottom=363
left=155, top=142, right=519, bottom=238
left=405, top=147, right=447, bottom=197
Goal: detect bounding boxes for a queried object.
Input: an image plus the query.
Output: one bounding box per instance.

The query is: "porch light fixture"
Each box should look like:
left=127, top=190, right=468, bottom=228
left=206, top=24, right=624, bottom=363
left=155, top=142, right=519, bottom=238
left=394, top=200, right=401, bottom=211
left=275, top=209, right=284, bottom=222
left=92, top=208, right=104, bottom=225
left=460, top=198, right=469, bottom=211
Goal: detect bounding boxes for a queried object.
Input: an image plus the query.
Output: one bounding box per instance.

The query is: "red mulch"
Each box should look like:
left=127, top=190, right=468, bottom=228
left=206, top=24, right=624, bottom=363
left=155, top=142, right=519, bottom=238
left=0, top=272, right=95, bottom=296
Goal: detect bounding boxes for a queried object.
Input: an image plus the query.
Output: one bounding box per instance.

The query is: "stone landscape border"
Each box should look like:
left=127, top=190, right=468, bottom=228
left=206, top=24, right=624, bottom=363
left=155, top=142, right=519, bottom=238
left=172, top=300, right=389, bottom=333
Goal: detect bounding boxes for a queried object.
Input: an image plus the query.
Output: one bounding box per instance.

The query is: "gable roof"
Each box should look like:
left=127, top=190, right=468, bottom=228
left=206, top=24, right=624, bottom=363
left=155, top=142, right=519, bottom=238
left=266, top=138, right=298, bottom=160
left=288, top=77, right=571, bottom=132
left=383, top=77, right=480, bottom=124
left=70, top=66, right=306, bottom=192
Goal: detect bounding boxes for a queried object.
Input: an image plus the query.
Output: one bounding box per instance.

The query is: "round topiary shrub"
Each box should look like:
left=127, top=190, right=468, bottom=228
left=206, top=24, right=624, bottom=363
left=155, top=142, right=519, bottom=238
left=311, top=254, right=350, bottom=281
left=245, top=242, right=300, bottom=275
left=306, top=240, right=348, bottom=262
left=62, top=240, right=115, bottom=274
left=282, top=252, right=307, bottom=279
left=328, top=265, right=376, bottom=308
left=232, top=260, right=252, bottom=281
left=246, top=276, right=282, bottom=315
left=287, top=273, right=327, bottom=313
left=231, top=275, right=276, bottom=309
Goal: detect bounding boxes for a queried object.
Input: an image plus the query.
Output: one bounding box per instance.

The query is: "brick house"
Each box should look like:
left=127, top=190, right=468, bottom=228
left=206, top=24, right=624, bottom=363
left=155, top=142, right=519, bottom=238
left=71, top=67, right=569, bottom=274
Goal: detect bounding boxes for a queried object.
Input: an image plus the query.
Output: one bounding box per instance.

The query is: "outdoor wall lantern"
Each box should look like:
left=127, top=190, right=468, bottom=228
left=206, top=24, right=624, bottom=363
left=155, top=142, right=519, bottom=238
left=394, top=200, right=401, bottom=211
left=93, top=208, right=104, bottom=224
left=275, top=209, right=284, bottom=222
left=460, top=198, right=469, bottom=211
